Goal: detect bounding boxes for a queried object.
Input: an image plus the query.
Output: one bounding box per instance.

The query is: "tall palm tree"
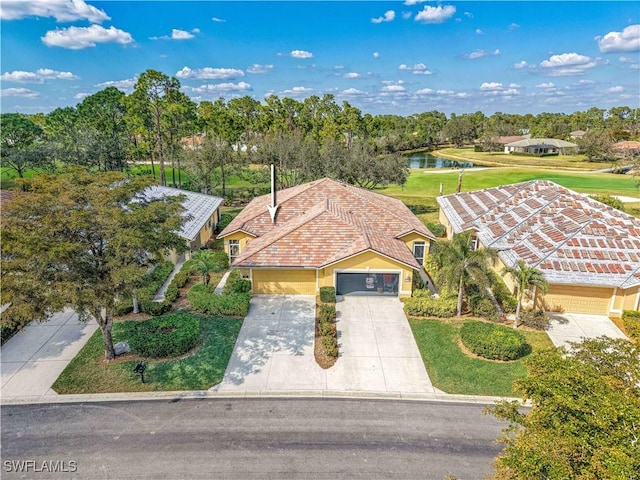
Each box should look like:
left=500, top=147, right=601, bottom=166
left=502, top=260, right=549, bottom=328
left=433, top=231, right=498, bottom=316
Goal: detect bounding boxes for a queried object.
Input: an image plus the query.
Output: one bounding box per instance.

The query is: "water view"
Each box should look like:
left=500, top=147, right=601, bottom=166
left=406, top=152, right=475, bottom=169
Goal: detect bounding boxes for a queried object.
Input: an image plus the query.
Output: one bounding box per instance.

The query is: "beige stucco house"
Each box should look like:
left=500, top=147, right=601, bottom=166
left=218, top=178, right=435, bottom=297
left=437, top=180, right=640, bottom=317
left=504, top=138, right=578, bottom=155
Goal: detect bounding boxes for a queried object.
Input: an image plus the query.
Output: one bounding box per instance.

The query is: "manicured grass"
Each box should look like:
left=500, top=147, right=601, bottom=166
left=52, top=313, right=243, bottom=394
left=381, top=167, right=640, bottom=223
left=409, top=317, right=554, bottom=397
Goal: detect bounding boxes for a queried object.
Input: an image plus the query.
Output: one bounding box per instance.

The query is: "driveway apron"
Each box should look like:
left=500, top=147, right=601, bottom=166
left=546, top=313, right=628, bottom=349
left=0, top=309, right=98, bottom=399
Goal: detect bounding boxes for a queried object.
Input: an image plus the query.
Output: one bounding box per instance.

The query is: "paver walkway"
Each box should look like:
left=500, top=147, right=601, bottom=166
left=215, top=295, right=436, bottom=394
left=0, top=309, right=98, bottom=400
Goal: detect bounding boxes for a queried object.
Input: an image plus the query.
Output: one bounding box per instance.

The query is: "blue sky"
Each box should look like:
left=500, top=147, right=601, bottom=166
left=1, top=1, right=639, bottom=116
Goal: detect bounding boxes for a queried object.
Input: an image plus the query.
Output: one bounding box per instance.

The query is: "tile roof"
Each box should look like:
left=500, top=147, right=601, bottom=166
left=437, top=180, right=640, bottom=289
left=143, top=186, right=223, bottom=241
left=222, top=178, right=433, bottom=269
left=505, top=138, right=577, bottom=148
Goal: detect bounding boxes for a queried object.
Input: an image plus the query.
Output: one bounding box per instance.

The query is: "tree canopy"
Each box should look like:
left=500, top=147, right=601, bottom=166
left=488, top=337, right=640, bottom=479
left=1, top=168, right=187, bottom=360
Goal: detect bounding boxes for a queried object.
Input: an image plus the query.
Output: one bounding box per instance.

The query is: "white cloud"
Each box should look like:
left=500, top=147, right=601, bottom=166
left=343, top=72, right=361, bottom=79
left=372, top=10, right=395, bottom=24
left=402, top=12, right=412, bottom=20
left=382, top=80, right=405, bottom=85
left=596, top=24, right=640, bottom=53
left=539, top=52, right=598, bottom=75
left=608, top=86, right=624, bottom=92
left=536, top=82, right=555, bottom=89
left=74, top=92, right=90, bottom=100
left=382, top=84, right=406, bottom=92
left=282, top=86, right=313, bottom=95
left=0, top=0, right=109, bottom=23
left=619, top=56, right=636, bottom=63
left=341, top=88, right=366, bottom=96
left=176, top=67, right=244, bottom=80
left=246, top=64, right=273, bottom=74
left=475, top=29, right=483, bottom=35
left=186, top=82, right=252, bottom=94
left=1, top=87, right=40, bottom=98
left=415, top=5, right=456, bottom=24
left=398, top=63, right=432, bottom=75
left=211, top=17, right=225, bottom=23
left=152, top=28, right=199, bottom=41
left=508, top=23, right=520, bottom=30
left=513, top=60, right=529, bottom=69
left=480, top=82, right=503, bottom=90
left=290, top=50, right=313, bottom=59
left=373, top=52, right=380, bottom=58
left=95, top=77, right=137, bottom=90
left=403, top=0, right=427, bottom=5
left=42, top=25, right=134, bottom=49
left=1, top=68, right=78, bottom=83
left=464, top=49, right=500, bottom=59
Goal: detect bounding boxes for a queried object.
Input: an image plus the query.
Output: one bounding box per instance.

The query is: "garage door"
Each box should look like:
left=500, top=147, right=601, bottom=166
left=336, top=273, right=399, bottom=296
left=542, top=285, right=613, bottom=315
left=252, top=269, right=316, bottom=294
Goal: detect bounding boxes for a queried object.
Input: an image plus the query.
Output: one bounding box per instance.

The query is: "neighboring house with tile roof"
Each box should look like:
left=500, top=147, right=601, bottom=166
left=218, top=178, right=435, bottom=297
left=437, top=180, right=640, bottom=316
left=143, top=185, right=223, bottom=260
left=504, top=138, right=578, bottom=155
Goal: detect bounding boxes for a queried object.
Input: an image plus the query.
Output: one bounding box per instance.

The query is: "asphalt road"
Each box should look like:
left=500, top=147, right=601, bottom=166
left=1, top=398, right=506, bottom=480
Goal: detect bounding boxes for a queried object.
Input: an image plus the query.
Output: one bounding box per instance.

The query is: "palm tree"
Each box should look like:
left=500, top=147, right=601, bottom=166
left=189, top=250, right=227, bottom=286
left=502, top=260, right=548, bottom=328
left=433, top=231, right=498, bottom=316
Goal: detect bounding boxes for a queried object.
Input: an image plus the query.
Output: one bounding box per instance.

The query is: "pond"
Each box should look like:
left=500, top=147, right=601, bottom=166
left=406, top=152, right=475, bottom=169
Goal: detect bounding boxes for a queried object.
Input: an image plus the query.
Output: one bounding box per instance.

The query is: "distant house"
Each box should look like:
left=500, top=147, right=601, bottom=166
left=437, top=180, right=640, bottom=317
left=570, top=130, right=586, bottom=139
left=179, top=134, right=206, bottom=150
left=218, top=178, right=435, bottom=297
left=504, top=138, right=578, bottom=155
left=143, top=186, right=223, bottom=261
left=496, top=135, right=525, bottom=145
left=612, top=141, right=640, bottom=157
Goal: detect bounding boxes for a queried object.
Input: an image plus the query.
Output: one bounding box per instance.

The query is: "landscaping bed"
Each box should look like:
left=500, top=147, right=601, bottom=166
left=315, top=287, right=338, bottom=368
left=52, top=312, right=243, bottom=393
left=409, top=317, right=554, bottom=397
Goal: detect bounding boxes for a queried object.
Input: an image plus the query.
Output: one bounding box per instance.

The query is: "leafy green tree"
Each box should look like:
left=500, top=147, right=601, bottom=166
left=488, top=337, right=640, bottom=479
left=501, top=260, right=548, bottom=327
left=433, top=232, right=498, bottom=316
left=577, top=129, right=615, bottom=162
left=442, top=114, right=477, bottom=147
left=189, top=250, right=228, bottom=285
left=589, top=194, right=625, bottom=212
left=0, top=168, right=186, bottom=360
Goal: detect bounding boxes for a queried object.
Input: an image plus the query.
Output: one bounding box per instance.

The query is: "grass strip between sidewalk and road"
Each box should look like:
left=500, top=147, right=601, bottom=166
left=409, top=317, right=555, bottom=397
left=52, top=314, right=243, bottom=394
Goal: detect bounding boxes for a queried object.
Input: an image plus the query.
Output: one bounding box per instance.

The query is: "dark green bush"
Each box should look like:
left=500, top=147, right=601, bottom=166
left=471, top=297, right=499, bottom=321
left=139, top=299, right=171, bottom=317
left=489, top=272, right=518, bottom=314
left=114, top=298, right=134, bottom=317
left=127, top=313, right=200, bottom=358
left=425, top=221, right=446, bottom=238
left=520, top=309, right=550, bottom=330
left=319, top=286, right=336, bottom=304
left=318, top=304, right=336, bottom=323
left=172, top=270, right=190, bottom=289
left=188, top=284, right=251, bottom=316
left=210, top=251, right=230, bottom=273
left=404, top=296, right=457, bottom=318
left=460, top=321, right=531, bottom=361
left=622, top=310, right=640, bottom=340
left=164, top=285, right=180, bottom=304
left=222, top=270, right=251, bottom=294
left=322, top=335, right=338, bottom=357
left=215, top=213, right=234, bottom=234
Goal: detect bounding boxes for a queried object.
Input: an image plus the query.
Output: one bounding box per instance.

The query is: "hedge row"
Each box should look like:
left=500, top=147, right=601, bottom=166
left=126, top=312, right=200, bottom=358
left=470, top=296, right=499, bottom=321
left=489, top=272, right=518, bottom=314
left=622, top=310, right=640, bottom=340
left=460, top=321, right=531, bottom=361
left=319, top=287, right=336, bottom=304
left=222, top=270, right=252, bottom=295
left=318, top=297, right=338, bottom=358
left=188, top=284, right=250, bottom=317
left=404, top=296, right=457, bottom=318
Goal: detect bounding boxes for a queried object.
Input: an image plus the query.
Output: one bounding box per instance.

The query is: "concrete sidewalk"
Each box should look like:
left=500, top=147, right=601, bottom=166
left=0, top=309, right=98, bottom=399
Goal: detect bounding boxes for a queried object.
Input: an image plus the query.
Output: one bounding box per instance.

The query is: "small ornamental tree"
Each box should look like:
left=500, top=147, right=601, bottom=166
left=502, top=260, right=548, bottom=328
left=1, top=168, right=186, bottom=360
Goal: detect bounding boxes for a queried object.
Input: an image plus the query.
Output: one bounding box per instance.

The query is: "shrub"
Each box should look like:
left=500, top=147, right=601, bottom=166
left=172, top=270, right=190, bottom=289
left=319, top=321, right=337, bottom=336
left=520, top=309, right=550, bottom=331
left=188, top=284, right=251, bottom=316
left=425, top=221, right=446, bottom=238
left=460, top=321, right=531, bottom=361
left=127, top=313, right=200, bottom=358
left=471, top=297, right=499, bottom=321
left=209, top=251, right=230, bottom=273
left=318, top=304, right=336, bottom=323
left=622, top=310, right=640, bottom=340
left=139, top=299, right=171, bottom=317
left=322, top=335, right=338, bottom=357
left=412, top=289, right=433, bottom=298
left=114, top=298, right=134, bottom=317
left=319, top=287, right=336, bottom=304
left=215, top=213, right=234, bottom=234
left=404, top=296, right=457, bottom=318
left=489, top=272, right=518, bottom=314
left=164, top=285, right=180, bottom=304
left=222, top=270, right=251, bottom=295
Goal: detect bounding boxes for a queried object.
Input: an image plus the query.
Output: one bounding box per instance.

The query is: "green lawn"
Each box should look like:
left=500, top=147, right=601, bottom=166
left=409, top=317, right=554, bottom=397
left=52, top=313, right=243, bottom=394
left=381, top=167, right=640, bottom=223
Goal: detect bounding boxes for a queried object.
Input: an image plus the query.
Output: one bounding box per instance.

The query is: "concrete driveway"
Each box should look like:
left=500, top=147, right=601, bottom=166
left=0, top=309, right=98, bottom=400
left=215, top=294, right=435, bottom=395
left=547, top=313, right=628, bottom=349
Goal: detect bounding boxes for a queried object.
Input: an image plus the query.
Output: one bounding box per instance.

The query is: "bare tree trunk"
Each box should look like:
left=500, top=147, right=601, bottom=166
left=457, top=276, right=464, bottom=316
left=514, top=293, right=523, bottom=328
left=96, top=308, right=116, bottom=361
